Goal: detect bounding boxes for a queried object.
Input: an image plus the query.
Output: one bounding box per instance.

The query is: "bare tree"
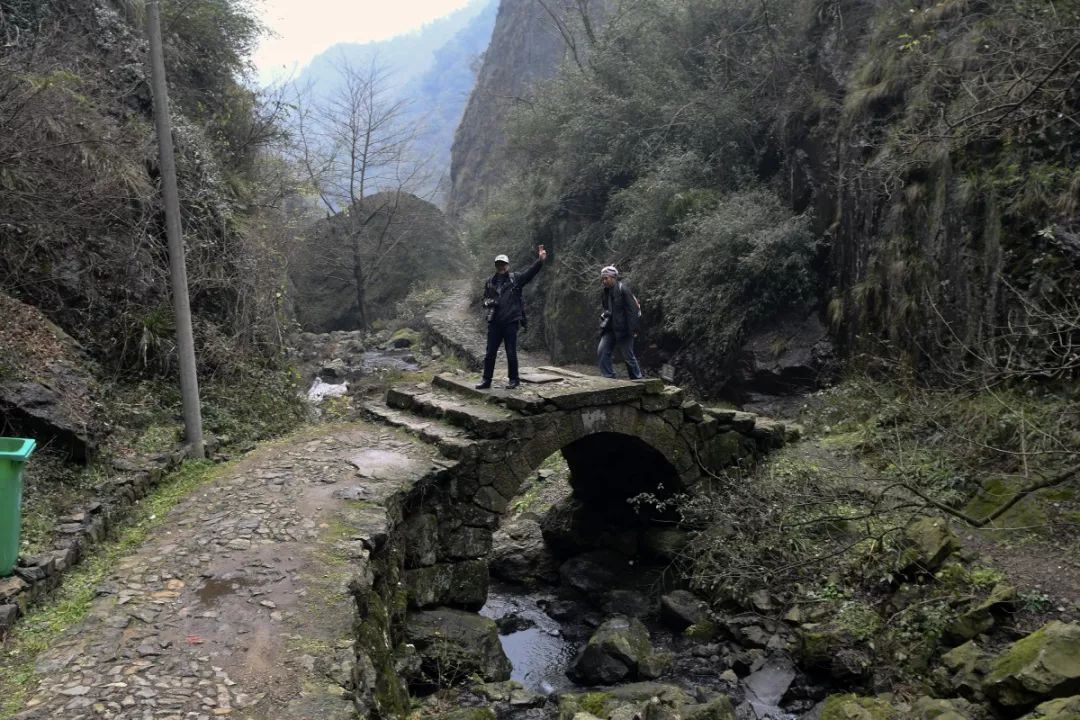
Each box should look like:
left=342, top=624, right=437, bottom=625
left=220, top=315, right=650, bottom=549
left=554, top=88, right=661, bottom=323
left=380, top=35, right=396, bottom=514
left=290, top=57, right=431, bottom=329
left=537, top=0, right=599, bottom=71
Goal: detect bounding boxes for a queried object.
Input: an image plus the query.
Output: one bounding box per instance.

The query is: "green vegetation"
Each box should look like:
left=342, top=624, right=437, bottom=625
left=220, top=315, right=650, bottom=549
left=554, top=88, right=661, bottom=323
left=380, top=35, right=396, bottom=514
left=462, top=0, right=1079, bottom=392
left=0, top=459, right=223, bottom=716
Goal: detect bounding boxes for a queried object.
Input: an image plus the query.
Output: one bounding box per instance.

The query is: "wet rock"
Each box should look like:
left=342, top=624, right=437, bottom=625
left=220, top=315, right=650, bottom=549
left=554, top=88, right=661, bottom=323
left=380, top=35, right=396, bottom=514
left=319, top=358, right=348, bottom=381
left=602, top=589, right=655, bottom=619
left=444, top=525, right=493, bottom=560
left=559, top=551, right=624, bottom=598
left=490, top=515, right=559, bottom=586
left=496, top=613, right=536, bottom=634
left=541, top=498, right=596, bottom=557
left=660, top=590, right=710, bottom=631
left=742, top=656, right=797, bottom=717
left=983, top=621, right=1080, bottom=707
left=542, top=598, right=585, bottom=622
left=474, top=679, right=547, bottom=709
left=405, top=607, right=512, bottom=687
left=570, top=615, right=655, bottom=685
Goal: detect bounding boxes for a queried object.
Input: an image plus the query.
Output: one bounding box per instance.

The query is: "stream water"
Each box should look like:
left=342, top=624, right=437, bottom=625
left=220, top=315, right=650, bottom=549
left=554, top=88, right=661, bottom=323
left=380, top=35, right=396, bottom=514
left=479, top=572, right=807, bottom=718
left=480, top=585, right=578, bottom=695
left=305, top=347, right=420, bottom=401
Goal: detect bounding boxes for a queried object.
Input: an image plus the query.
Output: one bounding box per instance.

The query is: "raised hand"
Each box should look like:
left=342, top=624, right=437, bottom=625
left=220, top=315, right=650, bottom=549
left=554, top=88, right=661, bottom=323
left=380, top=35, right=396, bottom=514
left=538, top=244, right=548, bottom=262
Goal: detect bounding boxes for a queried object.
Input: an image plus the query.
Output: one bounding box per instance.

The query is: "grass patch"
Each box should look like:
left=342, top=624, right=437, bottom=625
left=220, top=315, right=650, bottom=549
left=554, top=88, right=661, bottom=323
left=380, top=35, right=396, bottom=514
left=0, top=459, right=224, bottom=718
left=18, top=453, right=106, bottom=557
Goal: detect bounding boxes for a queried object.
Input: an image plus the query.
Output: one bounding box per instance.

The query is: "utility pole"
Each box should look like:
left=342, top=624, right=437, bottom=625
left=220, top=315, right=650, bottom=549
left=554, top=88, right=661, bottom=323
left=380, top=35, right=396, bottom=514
left=145, top=0, right=205, bottom=459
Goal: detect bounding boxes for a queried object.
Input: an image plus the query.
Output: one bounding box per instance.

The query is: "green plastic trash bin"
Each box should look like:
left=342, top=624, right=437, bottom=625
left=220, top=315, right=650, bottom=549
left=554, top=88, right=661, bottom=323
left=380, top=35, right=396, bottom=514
left=1, top=437, right=36, bottom=577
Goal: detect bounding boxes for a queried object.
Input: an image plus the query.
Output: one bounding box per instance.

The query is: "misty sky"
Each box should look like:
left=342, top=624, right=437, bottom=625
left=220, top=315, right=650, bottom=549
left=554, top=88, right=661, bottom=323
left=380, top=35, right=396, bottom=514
left=253, top=0, right=475, bottom=83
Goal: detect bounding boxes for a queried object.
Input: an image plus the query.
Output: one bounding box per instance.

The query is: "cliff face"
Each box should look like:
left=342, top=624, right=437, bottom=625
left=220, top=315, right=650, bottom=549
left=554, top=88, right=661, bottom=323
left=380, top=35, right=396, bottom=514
left=447, top=0, right=569, bottom=218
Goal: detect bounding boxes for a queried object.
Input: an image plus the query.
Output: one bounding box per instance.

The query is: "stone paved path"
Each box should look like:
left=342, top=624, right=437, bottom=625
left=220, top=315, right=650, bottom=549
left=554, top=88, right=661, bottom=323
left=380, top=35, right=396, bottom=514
left=424, top=280, right=548, bottom=372
left=11, top=423, right=437, bottom=720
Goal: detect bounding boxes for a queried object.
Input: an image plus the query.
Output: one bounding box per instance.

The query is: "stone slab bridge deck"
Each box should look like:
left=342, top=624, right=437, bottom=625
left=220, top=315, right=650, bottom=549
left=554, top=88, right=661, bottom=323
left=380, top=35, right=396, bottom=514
left=345, top=367, right=799, bottom=716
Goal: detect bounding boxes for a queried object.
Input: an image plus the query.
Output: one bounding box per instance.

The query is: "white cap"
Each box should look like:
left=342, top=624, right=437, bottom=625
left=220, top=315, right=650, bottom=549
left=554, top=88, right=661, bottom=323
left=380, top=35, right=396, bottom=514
left=600, top=265, right=619, bottom=278
left=494, top=254, right=510, bottom=264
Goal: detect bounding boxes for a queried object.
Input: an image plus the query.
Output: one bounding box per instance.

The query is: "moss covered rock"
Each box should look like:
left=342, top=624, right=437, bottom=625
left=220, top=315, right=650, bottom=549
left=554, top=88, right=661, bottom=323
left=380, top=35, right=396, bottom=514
left=910, top=696, right=983, bottom=720
left=797, top=622, right=873, bottom=681
left=571, top=615, right=655, bottom=685
left=944, top=583, right=1016, bottom=644
left=939, top=640, right=990, bottom=697
left=557, top=684, right=718, bottom=720
left=387, top=327, right=422, bottom=349
left=428, top=708, right=498, bottom=720
left=900, top=517, right=960, bottom=572
left=1019, top=695, right=1080, bottom=719
left=404, top=607, right=512, bottom=688
left=983, top=621, right=1080, bottom=707
left=820, top=694, right=898, bottom=720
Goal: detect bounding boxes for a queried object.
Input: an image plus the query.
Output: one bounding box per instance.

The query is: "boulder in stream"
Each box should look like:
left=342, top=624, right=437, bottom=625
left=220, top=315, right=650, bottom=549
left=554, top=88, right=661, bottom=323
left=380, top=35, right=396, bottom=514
left=660, top=590, right=710, bottom=631
left=559, top=551, right=626, bottom=598
left=570, top=615, right=656, bottom=685
left=490, top=514, right=560, bottom=586
left=557, top=683, right=734, bottom=720
left=405, top=607, right=512, bottom=688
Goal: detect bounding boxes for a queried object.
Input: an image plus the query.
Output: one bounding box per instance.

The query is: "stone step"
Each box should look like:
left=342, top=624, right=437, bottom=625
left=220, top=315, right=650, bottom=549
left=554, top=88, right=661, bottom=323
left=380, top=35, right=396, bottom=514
left=360, top=401, right=476, bottom=460
left=406, top=391, right=520, bottom=439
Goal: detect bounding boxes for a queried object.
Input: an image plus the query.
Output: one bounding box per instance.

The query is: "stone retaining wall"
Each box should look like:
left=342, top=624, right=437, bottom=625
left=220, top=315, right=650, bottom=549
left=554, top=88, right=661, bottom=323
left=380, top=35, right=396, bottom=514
left=0, top=447, right=198, bottom=637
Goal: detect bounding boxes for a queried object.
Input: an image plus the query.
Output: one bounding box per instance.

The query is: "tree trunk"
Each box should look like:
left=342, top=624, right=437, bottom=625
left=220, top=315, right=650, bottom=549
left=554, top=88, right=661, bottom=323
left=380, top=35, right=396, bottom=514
left=351, top=231, right=368, bottom=330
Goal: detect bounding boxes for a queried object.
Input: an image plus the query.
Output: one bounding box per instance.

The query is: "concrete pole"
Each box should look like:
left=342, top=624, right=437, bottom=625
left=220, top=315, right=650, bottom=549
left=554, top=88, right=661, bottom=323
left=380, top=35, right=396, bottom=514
left=145, top=0, right=205, bottom=459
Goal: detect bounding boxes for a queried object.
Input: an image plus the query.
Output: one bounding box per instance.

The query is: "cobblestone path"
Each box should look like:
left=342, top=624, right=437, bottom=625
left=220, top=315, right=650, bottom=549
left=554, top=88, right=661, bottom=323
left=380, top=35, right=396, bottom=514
left=12, top=423, right=437, bottom=720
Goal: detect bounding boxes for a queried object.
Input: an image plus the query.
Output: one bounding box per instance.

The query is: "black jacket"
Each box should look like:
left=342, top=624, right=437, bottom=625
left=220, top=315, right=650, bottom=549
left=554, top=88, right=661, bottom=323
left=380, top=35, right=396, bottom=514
left=602, top=281, right=641, bottom=338
left=483, top=259, right=543, bottom=325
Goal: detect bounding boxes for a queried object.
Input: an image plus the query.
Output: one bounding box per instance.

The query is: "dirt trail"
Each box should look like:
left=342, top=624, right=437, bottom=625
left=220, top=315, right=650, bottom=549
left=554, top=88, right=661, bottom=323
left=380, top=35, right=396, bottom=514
left=7, top=422, right=438, bottom=720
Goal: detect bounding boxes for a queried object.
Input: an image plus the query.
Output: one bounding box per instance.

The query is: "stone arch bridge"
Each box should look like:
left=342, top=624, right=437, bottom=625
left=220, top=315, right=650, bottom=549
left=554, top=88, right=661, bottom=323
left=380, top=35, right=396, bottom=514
left=350, top=367, right=797, bottom=716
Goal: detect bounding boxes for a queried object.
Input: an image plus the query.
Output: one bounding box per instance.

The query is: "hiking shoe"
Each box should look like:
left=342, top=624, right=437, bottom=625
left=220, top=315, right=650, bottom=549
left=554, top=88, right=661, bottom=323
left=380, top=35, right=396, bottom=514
left=505, top=380, right=520, bottom=390
left=475, top=380, right=492, bottom=390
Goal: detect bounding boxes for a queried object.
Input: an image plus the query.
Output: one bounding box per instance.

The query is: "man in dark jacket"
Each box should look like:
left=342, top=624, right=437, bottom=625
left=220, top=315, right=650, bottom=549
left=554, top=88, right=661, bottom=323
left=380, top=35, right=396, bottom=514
left=598, top=265, right=644, bottom=380
left=476, top=245, right=547, bottom=389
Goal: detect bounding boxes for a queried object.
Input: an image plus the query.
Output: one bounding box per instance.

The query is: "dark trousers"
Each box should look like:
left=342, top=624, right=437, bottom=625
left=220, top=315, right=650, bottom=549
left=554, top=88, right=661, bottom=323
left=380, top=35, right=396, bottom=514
left=482, top=320, right=520, bottom=382
left=598, top=331, right=643, bottom=379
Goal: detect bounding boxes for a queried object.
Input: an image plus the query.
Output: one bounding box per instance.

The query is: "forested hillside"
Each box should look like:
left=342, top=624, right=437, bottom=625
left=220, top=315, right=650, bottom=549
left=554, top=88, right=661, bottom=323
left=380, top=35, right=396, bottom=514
left=458, top=0, right=1080, bottom=398
left=0, top=0, right=306, bottom=470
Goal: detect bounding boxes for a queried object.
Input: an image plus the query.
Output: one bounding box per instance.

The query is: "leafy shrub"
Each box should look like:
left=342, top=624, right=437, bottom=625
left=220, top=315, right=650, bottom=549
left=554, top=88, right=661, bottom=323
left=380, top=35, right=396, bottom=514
left=653, top=189, right=817, bottom=369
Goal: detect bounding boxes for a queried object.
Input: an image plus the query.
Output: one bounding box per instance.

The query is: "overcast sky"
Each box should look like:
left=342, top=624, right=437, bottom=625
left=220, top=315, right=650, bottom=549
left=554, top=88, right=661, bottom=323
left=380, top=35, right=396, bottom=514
left=252, top=0, right=476, bottom=84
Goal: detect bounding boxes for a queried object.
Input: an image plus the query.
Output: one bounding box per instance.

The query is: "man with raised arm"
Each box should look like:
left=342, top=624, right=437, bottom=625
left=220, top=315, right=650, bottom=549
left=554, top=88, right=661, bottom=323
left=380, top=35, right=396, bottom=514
left=476, top=245, right=547, bottom=390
